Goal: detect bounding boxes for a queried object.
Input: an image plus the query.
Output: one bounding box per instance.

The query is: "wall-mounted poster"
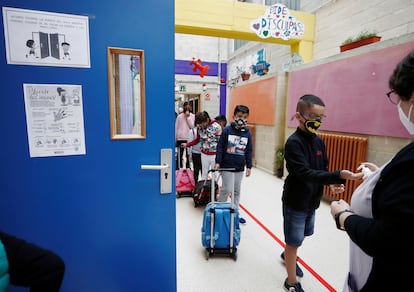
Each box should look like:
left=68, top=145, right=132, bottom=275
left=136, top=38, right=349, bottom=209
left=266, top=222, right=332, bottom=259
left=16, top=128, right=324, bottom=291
left=2, top=7, right=90, bottom=67
left=23, top=84, right=86, bottom=158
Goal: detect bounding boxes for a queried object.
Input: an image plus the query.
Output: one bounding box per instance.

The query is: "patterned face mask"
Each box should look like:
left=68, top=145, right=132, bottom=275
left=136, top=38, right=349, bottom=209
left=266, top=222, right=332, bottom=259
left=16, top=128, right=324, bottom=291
left=235, top=118, right=247, bottom=127
left=304, top=119, right=321, bottom=134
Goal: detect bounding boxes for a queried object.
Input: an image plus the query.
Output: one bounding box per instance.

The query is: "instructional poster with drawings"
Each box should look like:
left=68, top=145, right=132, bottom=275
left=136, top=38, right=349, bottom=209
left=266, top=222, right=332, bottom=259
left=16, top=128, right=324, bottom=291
left=23, top=84, right=86, bottom=158
left=2, top=7, right=90, bottom=67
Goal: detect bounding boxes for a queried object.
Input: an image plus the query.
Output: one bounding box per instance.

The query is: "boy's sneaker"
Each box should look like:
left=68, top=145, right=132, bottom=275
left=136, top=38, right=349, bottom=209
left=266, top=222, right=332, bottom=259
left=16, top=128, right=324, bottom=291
left=239, top=217, right=246, bottom=224
left=280, top=252, right=304, bottom=277
left=284, top=278, right=304, bottom=292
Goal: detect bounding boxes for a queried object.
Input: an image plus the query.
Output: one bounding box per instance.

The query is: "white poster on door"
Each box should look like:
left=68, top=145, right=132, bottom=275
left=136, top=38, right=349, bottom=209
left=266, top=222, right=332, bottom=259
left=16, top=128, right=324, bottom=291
left=23, top=84, right=86, bottom=158
left=2, top=7, right=90, bottom=67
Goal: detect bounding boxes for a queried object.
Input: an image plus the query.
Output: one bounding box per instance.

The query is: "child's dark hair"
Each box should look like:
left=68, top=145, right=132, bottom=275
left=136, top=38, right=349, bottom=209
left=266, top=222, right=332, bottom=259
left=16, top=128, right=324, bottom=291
left=215, top=115, right=227, bottom=126
left=296, top=94, right=325, bottom=112
left=195, top=111, right=210, bottom=126
left=182, top=101, right=192, bottom=112
left=234, top=105, right=249, bottom=115
left=26, top=39, right=34, bottom=48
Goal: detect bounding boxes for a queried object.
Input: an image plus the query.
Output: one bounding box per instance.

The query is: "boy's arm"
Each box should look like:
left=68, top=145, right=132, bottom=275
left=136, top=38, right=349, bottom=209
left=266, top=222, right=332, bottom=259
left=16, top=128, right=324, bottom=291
left=285, top=139, right=345, bottom=185
left=215, top=126, right=227, bottom=164
left=186, top=135, right=200, bottom=147
left=245, top=131, right=253, bottom=169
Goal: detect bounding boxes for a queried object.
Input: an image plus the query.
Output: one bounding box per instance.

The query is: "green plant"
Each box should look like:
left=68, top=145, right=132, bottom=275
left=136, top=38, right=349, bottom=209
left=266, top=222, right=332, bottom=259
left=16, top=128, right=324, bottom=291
left=341, top=30, right=378, bottom=45
left=275, top=147, right=285, bottom=169
left=274, top=147, right=285, bottom=178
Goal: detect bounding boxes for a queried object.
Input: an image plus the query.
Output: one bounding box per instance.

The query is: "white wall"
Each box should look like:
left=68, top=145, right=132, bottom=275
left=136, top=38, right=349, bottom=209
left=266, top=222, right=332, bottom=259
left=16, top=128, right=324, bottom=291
left=175, top=34, right=230, bottom=117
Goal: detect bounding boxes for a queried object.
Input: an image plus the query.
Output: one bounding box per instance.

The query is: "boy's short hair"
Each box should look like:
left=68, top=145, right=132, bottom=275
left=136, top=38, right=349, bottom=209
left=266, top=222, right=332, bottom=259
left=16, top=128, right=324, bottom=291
left=214, top=115, right=227, bottom=126
left=234, top=105, right=249, bottom=116
left=296, top=94, right=325, bottom=112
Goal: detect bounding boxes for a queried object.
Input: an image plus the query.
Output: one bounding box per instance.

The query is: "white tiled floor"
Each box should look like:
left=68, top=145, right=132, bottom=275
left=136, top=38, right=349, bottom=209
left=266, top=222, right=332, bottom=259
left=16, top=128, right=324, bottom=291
left=176, top=167, right=350, bottom=292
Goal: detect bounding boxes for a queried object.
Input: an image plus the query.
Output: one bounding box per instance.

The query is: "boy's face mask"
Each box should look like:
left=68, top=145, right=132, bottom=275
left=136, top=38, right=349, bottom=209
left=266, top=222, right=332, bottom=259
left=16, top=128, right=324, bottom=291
left=304, top=119, right=321, bottom=134
left=234, top=118, right=247, bottom=127
left=299, top=111, right=324, bottom=134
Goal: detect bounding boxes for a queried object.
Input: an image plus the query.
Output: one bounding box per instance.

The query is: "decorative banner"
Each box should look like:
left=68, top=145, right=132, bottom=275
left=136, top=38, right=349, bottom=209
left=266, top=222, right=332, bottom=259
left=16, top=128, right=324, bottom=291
left=250, top=4, right=304, bottom=40
left=23, top=84, right=86, bottom=157
left=252, top=48, right=270, bottom=76
left=282, top=53, right=304, bottom=72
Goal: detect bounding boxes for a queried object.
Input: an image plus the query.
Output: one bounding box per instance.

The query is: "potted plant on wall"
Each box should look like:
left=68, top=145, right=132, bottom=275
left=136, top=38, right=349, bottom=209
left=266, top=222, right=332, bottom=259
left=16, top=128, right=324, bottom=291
left=274, top=147, right=285, bottom=178
left=236, top=65, right=251, bottom=81
left=340, top=30, right=381, bottom=52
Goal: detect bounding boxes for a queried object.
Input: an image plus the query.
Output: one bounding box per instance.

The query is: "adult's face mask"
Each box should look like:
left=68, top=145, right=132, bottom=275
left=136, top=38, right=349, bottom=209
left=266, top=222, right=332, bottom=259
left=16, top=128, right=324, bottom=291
left=398, top=101, right=414, bottom=135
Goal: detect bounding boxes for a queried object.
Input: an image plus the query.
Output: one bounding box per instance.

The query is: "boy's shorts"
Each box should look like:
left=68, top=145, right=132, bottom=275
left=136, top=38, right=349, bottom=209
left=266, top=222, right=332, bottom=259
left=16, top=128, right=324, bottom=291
left=283, top=205, right=315, bottom=247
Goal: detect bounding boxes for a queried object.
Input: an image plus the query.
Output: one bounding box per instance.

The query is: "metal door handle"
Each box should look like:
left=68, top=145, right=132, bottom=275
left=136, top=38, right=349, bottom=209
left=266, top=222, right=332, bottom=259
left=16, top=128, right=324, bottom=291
left=141, top=164, right=169, bottom=170
left=140, top=149, right=172, bottom=194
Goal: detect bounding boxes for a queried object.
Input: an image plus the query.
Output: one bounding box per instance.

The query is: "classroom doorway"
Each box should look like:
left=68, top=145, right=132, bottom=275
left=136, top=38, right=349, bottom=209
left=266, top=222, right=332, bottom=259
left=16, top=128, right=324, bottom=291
left=175, top=93, right=201, bottom=114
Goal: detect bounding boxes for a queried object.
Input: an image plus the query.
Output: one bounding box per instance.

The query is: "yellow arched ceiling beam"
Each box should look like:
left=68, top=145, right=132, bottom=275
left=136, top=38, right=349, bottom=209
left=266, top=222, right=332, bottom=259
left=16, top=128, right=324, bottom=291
left=175, top=0, right=315, bottom=63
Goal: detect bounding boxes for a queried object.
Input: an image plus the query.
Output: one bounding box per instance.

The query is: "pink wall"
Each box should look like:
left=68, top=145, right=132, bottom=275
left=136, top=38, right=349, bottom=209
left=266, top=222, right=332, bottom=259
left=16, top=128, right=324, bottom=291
left=287, top=41, right=414, bottom=138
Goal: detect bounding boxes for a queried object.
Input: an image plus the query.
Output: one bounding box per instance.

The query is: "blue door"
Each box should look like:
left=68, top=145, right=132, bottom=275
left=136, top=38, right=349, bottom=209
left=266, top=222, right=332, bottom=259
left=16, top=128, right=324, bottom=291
left=0, top=1, right=176, bottom=291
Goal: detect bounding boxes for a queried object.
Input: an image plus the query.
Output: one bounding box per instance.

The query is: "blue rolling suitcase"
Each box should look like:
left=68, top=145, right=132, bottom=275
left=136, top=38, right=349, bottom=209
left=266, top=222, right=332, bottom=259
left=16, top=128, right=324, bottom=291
left=201, top=169, right=240, bottom=260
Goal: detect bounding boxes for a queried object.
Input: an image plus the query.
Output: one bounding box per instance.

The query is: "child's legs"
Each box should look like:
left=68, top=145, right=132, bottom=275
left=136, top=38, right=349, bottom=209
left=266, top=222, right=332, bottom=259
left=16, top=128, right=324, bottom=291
left=217, top=171, right=243, bottom=206
left=201, top=153, right=216, bottom=180
left=192, top=153, right=202, bottom=182
left=233, top=171, right=244, bottom=207
left=282, top=205, right=315, bottom=283
left=282, top=205, right=315, bottom=246
left=217, top=171, right=232, bottom=202
left=175, top=141, right=186, bottom=169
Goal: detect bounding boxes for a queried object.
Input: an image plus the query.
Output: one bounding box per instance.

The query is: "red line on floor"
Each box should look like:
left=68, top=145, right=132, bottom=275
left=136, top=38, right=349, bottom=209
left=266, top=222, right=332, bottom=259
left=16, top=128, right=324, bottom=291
left=239, top=203, right=336, bottom=292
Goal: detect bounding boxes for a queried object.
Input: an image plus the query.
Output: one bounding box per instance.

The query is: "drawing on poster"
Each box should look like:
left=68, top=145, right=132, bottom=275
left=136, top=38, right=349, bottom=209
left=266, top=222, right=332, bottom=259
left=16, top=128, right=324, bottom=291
left=3, top=7, right=90, bottom=67
left=23, top=84, right=86, bottom=158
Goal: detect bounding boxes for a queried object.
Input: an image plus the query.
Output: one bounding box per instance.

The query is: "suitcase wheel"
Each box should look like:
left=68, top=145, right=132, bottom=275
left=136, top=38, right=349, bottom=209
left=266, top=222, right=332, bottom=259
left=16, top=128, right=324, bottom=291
left=232, top=250, right=238, bottom=261
left=205, top=248, right=213, bottom=260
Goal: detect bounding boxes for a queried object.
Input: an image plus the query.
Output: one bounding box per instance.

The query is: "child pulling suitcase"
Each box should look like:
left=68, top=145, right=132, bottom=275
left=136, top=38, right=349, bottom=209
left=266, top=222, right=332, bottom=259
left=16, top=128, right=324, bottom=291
left=201, top=168, right=240, bottom=260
